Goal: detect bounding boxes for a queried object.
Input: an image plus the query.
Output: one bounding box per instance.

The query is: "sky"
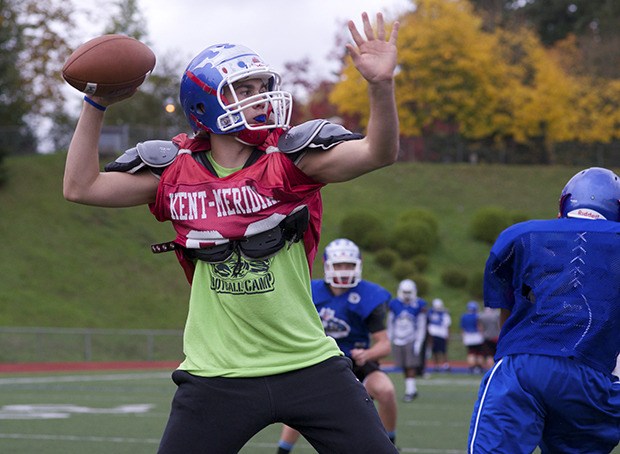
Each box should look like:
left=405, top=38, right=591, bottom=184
left=137, top=0, right=413, bottom=79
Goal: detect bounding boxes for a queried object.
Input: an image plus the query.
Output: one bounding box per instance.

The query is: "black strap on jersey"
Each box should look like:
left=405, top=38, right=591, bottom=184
left=152, top=206, right=309, bottom=265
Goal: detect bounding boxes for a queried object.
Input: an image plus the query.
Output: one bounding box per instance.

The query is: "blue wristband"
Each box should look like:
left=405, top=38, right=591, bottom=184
left=83, top=96, right=107, bottom=112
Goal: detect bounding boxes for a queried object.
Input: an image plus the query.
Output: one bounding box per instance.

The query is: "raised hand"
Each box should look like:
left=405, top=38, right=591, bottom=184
left=346, top=12, right=399, bottom=84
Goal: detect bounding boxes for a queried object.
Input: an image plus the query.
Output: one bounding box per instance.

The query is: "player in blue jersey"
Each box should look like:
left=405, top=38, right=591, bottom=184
left=468, top=167, right=620, bottom=454
left=460, top=301, right=485, bottom=374
left=427, top=298, right=452, bottom=371
left=387, top=279, right=428, bottom=401
left=277, top=239, right=398, bottom=452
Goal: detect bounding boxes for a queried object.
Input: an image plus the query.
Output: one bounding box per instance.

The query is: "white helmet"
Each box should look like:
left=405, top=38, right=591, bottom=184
left=323, top=239, right=362, bottom=288
left=397, top=279, right=417, bottom=302
left=432, top=298, right=444, bottom=310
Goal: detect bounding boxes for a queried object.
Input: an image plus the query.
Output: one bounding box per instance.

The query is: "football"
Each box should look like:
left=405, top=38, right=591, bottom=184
left=62, top=34, right=156, bottom=97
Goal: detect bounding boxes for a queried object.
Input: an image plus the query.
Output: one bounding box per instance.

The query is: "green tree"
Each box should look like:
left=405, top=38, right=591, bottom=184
left=100, top=0, right=188, bottom=140
left=0, top=0, right=74, bottom=162
left=471, top=0, right=620, bottom=78
left=0, top=0, right=31, bottom=181
left=12, top=0, right=76, bottom=138
left=103, top=0, right=149, bottom=41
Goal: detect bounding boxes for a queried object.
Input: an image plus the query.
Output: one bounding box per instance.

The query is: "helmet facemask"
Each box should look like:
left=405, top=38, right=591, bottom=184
left=216, top=71, right=292, bottom=138
left=323, top=239, right=362, bottom=289
left=324, top=261, right=362, bottom=288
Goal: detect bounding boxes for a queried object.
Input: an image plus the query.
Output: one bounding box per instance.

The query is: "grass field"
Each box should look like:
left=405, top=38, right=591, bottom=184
left=0, top=369, right=478, bottom=454
left=1, top=368, right=618, bottom=453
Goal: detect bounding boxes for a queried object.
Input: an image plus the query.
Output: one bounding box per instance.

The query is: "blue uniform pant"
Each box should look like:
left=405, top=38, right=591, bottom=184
left=158, top=356, right=398, bottom=453
left=468, top=354, right=620, bottom=454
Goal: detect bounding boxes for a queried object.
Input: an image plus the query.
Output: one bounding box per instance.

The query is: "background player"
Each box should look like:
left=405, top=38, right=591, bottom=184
left=387, top=279, right=427, bottom=401
left=460, top=301, right=485, bottom=374
left=468, top=167, right=620, bottom=453
left=427, top=298, right=452, bottom=371
left=277, top=238, right=398, bottom=452
left=477, top=306, right=500, bottom=370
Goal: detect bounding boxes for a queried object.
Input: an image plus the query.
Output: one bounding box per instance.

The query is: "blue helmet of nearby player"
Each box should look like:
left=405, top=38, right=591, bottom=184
left=466, top=301, right=479, bottom=312
left=559, top=167, right=620, bottom=221
left=323, top=238, right=362, bottom=288
left=179, top=43, right=292, bottom=141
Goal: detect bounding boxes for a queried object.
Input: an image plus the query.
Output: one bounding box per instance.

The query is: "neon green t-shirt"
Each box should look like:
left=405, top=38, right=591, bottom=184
left=178, top=155, right=341, bottom=377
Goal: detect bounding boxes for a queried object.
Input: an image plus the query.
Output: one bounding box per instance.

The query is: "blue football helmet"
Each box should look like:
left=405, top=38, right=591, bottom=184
left=466, top=301, right=479, bottom=312
left=179, top=43, right=292, bottom=142
left=559, top=167, right=620, bottom=221
left=323, top=239, right=362, bottom=288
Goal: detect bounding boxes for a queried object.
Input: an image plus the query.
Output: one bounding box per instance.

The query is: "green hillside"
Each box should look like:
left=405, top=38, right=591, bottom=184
left=0, top=152, right=589, bottom=330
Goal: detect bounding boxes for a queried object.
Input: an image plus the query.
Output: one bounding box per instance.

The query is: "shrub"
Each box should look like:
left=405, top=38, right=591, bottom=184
left=339, top=211, right=385, bottom=250
left=510, top=211, right=530, bottom=224
left=440, top=268, right=468, bottom=288
left=413, top=276, right=430, bottom=298
left=412, top=255, right=430, bottom=272
left=362, top=228, right=389, bottom=252
left=374, top=248, right=400, bottom=268
left=391, top=220, right=438, bottom=258
left=397, top=208, right=440, bottom=232
left=391, top=260, right=418, bottom=280
left=395, top=209, right=440, bottom=251
left=469, top=206, right=512, bottom=244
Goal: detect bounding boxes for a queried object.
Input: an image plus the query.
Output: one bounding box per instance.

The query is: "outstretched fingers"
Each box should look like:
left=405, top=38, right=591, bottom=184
left=388, top=19, right=400, bottom=45
left=347, top=12, right=398, bottom=51
left=348, top=12, right=382, bottom=45
left=364, top=13, right=385, bottom=41
left=347, top=16, right=364, bottom=50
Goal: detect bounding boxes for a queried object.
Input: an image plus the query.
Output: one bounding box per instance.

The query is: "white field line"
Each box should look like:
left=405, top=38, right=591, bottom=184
left=0, top=372, right=170, bottom=385
left=0, top=433, right=160, bottom=444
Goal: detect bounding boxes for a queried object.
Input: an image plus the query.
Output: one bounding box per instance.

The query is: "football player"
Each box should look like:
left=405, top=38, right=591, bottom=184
left=277, top=239, right=398, bottom=452
left=468, top=167, right=620, bottom=453
left=387, top=279, right=428, bottom=401
left=64, top=12, right=400, bottom=454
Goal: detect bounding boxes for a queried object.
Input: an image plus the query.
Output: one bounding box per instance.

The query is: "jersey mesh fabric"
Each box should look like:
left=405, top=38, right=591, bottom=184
left=484, top=218, right=620, bottom=374
left=179, top=241, right=341, bottom=377
left=149, top=148, right=325, bottom=283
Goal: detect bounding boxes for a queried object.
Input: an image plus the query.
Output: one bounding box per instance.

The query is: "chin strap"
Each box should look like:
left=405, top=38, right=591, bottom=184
left=235, top=128, right=270, bottom=146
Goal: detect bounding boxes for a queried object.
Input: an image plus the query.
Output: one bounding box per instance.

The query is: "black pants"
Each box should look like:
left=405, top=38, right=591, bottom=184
left=158, top=356, right=398, bottom=454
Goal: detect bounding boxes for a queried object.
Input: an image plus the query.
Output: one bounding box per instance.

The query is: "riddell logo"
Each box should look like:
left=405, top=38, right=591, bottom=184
left=569, top=208, right=605, bottom=220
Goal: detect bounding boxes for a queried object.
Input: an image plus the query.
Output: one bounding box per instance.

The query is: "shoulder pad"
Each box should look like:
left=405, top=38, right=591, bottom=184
left=137, top=140, right=178, bottom=167
left=277, top=119, right=364, bottom=154
left=104, top=140, right=178, bottom=175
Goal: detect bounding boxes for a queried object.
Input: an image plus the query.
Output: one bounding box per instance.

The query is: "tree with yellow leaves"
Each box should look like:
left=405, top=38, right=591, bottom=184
left=329, top=0, right=620, bottom=163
